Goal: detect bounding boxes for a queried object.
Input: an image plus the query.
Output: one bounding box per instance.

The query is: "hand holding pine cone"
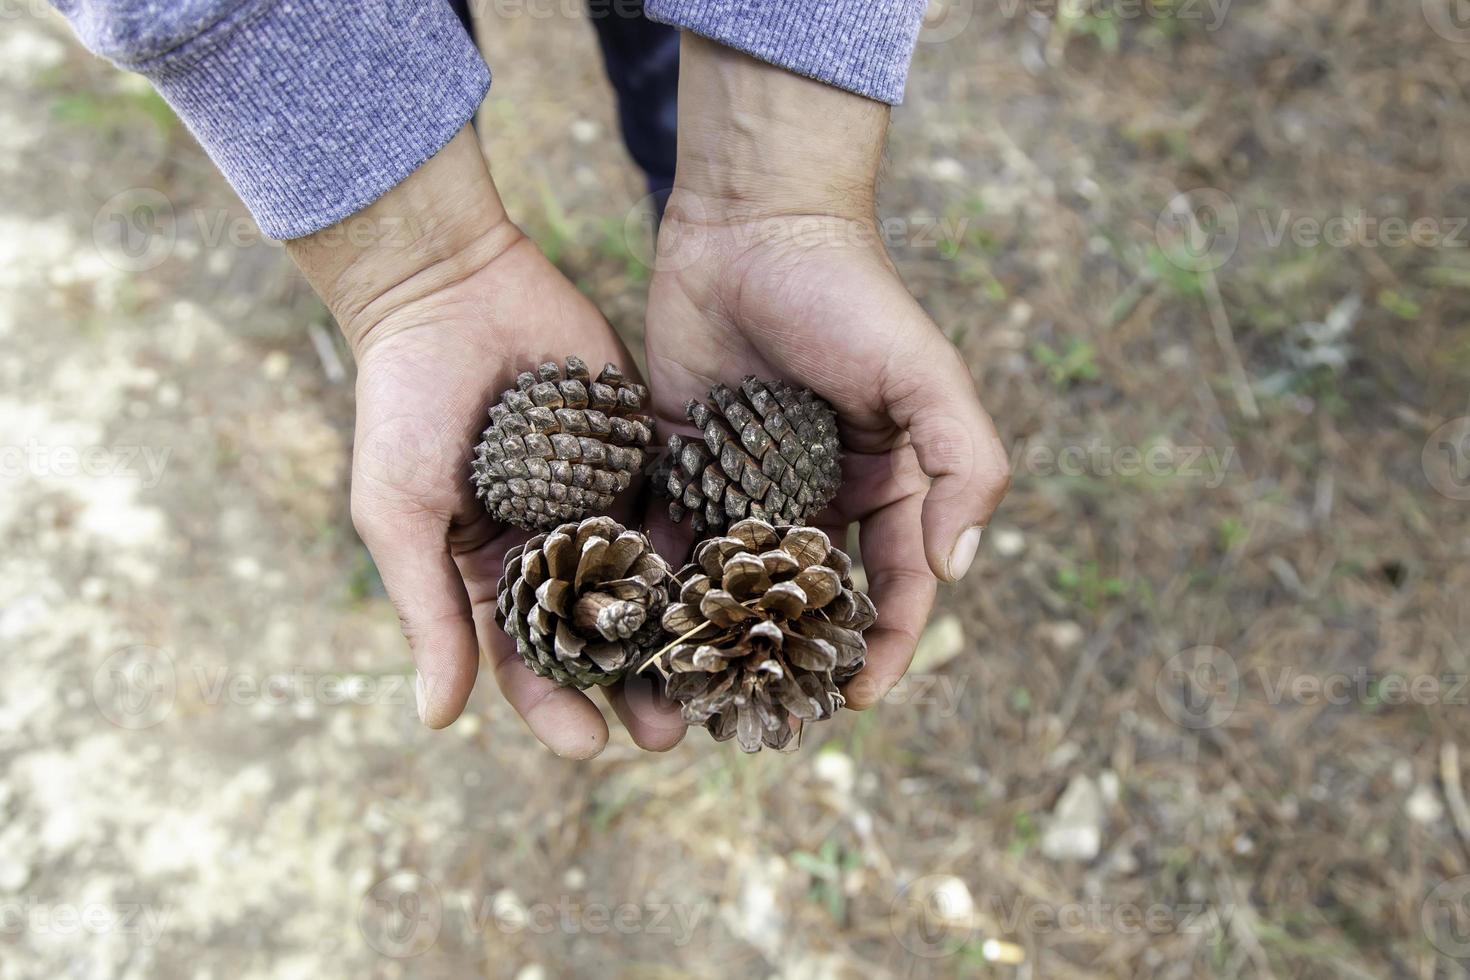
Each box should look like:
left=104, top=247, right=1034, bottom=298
left=480, top=360, right=874, bottom=751
left=659, top=518, right=876, bottom=752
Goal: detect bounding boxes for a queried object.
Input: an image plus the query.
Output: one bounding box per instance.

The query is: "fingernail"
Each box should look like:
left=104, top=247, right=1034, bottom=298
left=414, top=671, right=428, bottom=725
left=947, top=526, right=985, bottom=581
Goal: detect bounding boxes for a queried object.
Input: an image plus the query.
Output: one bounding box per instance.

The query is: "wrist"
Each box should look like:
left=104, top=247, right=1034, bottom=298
left=673, top=34, right=890, bottom=224
left=286, top=127, right=524, bottom=356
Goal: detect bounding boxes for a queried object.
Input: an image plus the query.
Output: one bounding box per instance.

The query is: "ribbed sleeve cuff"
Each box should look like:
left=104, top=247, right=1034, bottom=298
left=123, top=0, right=490, bottom=239
left=644, top=0, right=928, bottom=105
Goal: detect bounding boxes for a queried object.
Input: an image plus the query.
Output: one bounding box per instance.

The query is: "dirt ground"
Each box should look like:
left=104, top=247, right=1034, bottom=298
left=4, top=1, right=1470, bottom=978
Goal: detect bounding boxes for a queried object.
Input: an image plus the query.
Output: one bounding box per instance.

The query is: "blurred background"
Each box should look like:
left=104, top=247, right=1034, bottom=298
left=4, top=0, right=1470, bottom=977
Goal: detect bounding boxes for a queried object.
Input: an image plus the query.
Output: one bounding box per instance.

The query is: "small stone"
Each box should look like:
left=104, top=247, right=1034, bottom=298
left=929, top=157, right=966, bottom=182
left=1407, top=784, right=1444, bottom=825
left=562, top=867, right=587, bottom=890
left=515, top=967, right=546, bottom=980
left=813, top=751, right=855, bottom=797
left=909, top=614, right=965, bottom=673
left=1040, top=620, right=1085, bottom=653
left=926, top=875, right=975, bottom=923
left=569, top=119, right=600, bottom=144
left=263, top=351, right=290, bottom=380
left=1041, top=776, right=1105, bottom=862
left=991, top=529, right=1025, bottom=557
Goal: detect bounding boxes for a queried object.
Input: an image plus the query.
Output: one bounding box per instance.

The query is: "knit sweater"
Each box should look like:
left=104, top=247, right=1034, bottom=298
left=51, top=0, right=929, bottom=239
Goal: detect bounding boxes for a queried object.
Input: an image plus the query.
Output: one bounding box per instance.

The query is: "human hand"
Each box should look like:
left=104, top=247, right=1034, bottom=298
left=289, top=128, right=686, bottom=756
left=643, top=38, right=1011, bottom=708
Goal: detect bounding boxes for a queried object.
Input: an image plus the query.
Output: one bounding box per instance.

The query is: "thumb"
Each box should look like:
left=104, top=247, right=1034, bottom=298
left=884, top=323, right=1011, bottom=582
left=350, top=408, right=480, bottom=729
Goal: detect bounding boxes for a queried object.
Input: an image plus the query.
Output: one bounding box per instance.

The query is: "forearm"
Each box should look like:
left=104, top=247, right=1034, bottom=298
left=673, top=33, right=890, bottom=222
left=645, top=0, right=930, bottom=105
left=286, top=126, right=522, bottom=354
left=51, top=0, right=490, bottom=239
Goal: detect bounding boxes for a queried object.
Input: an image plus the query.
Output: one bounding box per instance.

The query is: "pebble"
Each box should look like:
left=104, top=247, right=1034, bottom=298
left=1407, top=784, right=1444, bottom=825
left=909, top=615, right=966, bottom=673
left=991, top=529, right=1026, bottom=557
left=929, top=157, right=967, bottom=182
left=1041, top=775, right=1105, bottom=862
left=813, top=751, right=856, bottom=797
left=1040, top=620, right=1085, bottom=653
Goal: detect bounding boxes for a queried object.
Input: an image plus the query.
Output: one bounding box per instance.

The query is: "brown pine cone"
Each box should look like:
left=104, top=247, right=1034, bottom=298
left=496, top=517, right=672, bottom=689
left=663, top=377, right=842, bottom=538
left=659, top=518, right=876, bottom=752
left=473, top=357, right=655, bottom=531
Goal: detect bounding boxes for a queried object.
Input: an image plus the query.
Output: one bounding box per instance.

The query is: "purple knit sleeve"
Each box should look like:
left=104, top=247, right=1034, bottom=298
left=52, top=0, right=491, bottom=239
left=644, top=0, right=930, bottom=105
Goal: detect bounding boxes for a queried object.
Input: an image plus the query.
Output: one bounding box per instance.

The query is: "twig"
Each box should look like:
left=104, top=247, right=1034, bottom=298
left=1440, top=742, right=1470, bottom=856
left=1201, top=266, right=1259, bottom=420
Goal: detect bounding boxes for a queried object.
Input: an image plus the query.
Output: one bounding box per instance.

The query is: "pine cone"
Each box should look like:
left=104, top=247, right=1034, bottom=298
left=496, top=517, right=673, bottom=689
left=663, top=377, right=842, bottom=538
left=660, top=518, right=876, bottom=752
left=473, top=357, right=655, bottom=532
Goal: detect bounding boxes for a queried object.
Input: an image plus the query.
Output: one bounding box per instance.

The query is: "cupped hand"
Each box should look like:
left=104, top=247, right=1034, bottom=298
left=644, top=204, right=1010, bottom=707
left=641, top=35, right=1010, bottom=708
left=289, top=128, right=686, bottom=756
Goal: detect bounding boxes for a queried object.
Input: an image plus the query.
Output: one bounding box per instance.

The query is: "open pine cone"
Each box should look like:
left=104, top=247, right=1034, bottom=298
left=473, top=357, right=655, bottom=531
left=660, top=518, right=876, bottom=752
left=664, top=377, right=842, bottom=538
left=497, top=517, right=672, bottom=689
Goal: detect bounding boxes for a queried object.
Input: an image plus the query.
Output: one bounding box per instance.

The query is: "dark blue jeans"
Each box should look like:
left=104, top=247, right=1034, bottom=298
left=448, top=0, right=678, bottom=207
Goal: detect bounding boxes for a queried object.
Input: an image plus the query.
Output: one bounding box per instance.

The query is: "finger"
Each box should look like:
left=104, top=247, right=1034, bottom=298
left=605, top=673, right=688, bottom=751
left=882, top=323, right=1010, bottom=583
left=351, top=498, right=479, bottom=730
left=452, top=528, right=611, bottom=759
left=842, top=488, right=937, bottom=710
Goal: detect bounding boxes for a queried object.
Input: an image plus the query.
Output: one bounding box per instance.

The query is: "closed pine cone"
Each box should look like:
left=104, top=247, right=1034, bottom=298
left=660, top=518, right=876, bottom=752
left=664, top=377, right=842, bottom=538
left=497, top=517, right=672, bottom=689
left=473, top=356, right=655, bottom=531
